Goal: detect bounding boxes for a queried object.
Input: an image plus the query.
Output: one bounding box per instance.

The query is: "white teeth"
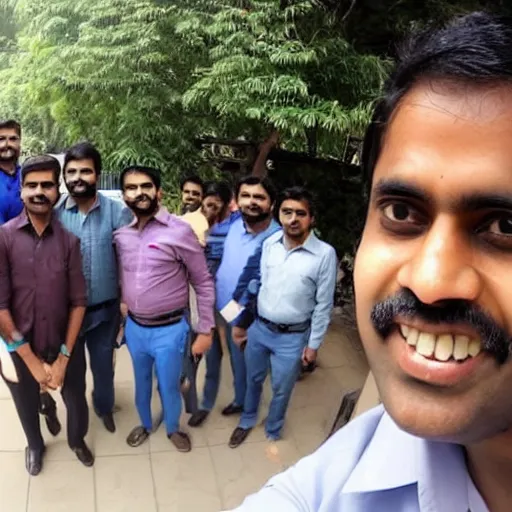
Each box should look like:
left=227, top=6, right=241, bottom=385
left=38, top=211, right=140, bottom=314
left=434, top=334, right=454, bottom=362
left=416, top=332, right=436, bottom=357
left=453, top=335, right=470, bottom=361
left=400, top=325, right=410, bottom=338
left=400, top=325, right=482, bottom=362
left=406, top=328, right=419, bottom=346
left=468, top=339, right=482, bottom=357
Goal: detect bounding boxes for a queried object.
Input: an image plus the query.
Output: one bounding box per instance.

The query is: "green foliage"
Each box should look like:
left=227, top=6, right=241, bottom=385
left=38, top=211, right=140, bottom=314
left=180, top=0, right=389, bottom=158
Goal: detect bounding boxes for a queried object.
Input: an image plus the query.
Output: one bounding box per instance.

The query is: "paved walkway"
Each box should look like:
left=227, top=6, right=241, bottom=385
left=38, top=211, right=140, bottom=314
left=0, top=318, right=368, bottom=512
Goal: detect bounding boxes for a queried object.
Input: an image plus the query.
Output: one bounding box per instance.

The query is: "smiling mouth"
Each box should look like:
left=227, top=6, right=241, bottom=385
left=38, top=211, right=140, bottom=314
left=399, top=324, right=482, bottom=363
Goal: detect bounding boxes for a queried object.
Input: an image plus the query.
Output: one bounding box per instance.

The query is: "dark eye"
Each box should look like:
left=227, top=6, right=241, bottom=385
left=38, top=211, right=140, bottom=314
left=487, top=217, right=512, bottom=236
left=382, top=203, right=414, bottom=222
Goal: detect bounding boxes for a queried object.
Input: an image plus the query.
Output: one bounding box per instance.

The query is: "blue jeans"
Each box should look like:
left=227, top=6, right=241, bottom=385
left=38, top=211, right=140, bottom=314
left=82, top=304, right=120, bottom=417
left=125, top=317, right=189, bottom=435
left=202, top=316, right=246, bottom=411
left=239, top=320, right=308, bottom=439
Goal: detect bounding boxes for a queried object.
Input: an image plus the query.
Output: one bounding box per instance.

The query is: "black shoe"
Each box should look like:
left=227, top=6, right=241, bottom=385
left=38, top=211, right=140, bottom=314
left=221, top=403, right=244, bottom=416
left=72, top=442, right=94, bottom=467
left=44, top=411, right=62, bottom=437
left=25, top=447, right=45, bottom=476
left=188, top=410, right=209, bottom=427
left=229, top=427, right=252, bottom=449
left=102, top=413, right=116, bottom=433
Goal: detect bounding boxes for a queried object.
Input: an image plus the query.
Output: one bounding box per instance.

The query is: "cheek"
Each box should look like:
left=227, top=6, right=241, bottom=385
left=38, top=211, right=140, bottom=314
left=354, top=230, right=404, bottom=330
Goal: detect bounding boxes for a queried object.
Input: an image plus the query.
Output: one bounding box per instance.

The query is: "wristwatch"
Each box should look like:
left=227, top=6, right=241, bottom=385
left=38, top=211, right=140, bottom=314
left=60, top=344, right=71, bottom=358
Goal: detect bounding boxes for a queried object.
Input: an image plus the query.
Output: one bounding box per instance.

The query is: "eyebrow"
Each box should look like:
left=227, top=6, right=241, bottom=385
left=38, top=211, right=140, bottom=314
left=373, top=178, right=512, bottom=212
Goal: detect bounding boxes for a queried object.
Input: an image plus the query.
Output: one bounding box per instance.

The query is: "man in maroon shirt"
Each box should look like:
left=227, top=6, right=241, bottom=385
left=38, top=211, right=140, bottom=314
left=0, top=155, right=92, bottom=476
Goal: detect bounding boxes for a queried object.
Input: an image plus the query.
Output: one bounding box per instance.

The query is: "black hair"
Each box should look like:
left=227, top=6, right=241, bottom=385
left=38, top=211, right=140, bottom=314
left=362, top=12, right=512, bottom=192
left=180, top=174, right=204, bottom=193
left=235, top=175, right=277, bottom=205
left=120, top=165, right=162, bottom=190
left=278, top=186, right=316, bottom=217
left=204, top=180, right=233, bottom=205
left=64, top=142, right=102, bottom=175
left=0, top=119, right=21, bottom=137
left=21, top=155, right=60, bottom=184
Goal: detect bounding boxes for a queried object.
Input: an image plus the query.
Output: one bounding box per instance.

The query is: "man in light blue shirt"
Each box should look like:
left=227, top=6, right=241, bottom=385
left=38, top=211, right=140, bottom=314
left=228, top=12, right=512, bottom=511
left=229, top=186, right=336, bottom=447
left=56, top=142, right=132, bottom=433
left=195, top=176, right=281, bottom=426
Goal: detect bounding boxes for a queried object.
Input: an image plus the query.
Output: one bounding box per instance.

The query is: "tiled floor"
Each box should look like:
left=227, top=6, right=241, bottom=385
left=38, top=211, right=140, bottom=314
left=0, top=318, right=368, bottom=512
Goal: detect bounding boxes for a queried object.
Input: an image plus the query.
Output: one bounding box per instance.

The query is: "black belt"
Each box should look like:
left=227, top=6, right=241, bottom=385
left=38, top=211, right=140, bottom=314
left=258, top=316, right=310, bottom=334
left=87, top=298, right=118, bottom=313
left=128, top=309, right=185, bottom=328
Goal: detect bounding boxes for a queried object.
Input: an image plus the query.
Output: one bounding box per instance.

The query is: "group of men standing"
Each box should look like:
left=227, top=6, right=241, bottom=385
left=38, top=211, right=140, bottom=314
left=0, top=119, right=337, bottom=477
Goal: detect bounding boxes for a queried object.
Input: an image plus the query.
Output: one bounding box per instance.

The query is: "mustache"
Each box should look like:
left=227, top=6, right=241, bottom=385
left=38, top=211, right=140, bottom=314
left=370, top=288, right=511, bottom=364
left=28, top=195, right=50, bottom=204
left=135, top=194, right=151, bottom=203
left=68, top=179, right=89, bottom=188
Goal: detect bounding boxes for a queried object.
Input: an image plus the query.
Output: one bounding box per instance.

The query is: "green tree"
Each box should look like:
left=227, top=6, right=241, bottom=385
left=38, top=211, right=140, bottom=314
left=180, top=0, right=389, bottom=159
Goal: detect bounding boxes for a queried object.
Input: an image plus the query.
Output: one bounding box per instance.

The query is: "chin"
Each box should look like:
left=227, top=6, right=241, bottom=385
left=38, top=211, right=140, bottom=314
left=379, top=380, right=511, bottom=444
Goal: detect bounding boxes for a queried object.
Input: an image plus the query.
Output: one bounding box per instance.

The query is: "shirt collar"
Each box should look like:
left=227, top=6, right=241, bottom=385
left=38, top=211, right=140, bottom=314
left=342, top=411, right=477, bottom=512
left=15, top=209, right=56, bottom=235
left=0, top=164, right=20, bottom=179
left=275, top=231, right=321, bottom=255
left=65, top=193, right=101, bottom=212
left=127, top=206, right=169, bottom=228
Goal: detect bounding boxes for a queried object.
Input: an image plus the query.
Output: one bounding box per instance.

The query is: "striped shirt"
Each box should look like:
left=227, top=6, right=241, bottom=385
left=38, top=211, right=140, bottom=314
left=56, top=193, right=133, bottom=306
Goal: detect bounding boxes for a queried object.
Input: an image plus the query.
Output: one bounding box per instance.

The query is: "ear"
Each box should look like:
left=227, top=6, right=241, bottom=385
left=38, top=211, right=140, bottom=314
left=157, top=189, right=164, bottom=201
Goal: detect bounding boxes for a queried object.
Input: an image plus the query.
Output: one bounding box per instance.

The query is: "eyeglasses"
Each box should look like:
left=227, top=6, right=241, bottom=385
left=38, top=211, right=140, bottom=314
left=0, top=136, right=20, bottom=144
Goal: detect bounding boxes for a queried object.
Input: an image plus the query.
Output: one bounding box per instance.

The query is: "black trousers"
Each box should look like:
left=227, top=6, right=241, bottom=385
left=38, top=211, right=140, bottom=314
left=0, top=340, right=89, bottom=450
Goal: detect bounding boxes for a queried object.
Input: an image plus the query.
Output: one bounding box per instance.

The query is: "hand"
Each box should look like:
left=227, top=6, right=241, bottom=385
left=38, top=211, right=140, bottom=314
left=301, top=347, right=317, bottom=366
left=48, top=355, right=68, bottom=390
left=232, top=326, right=248, bottom=346
left=192, top=333, right=213, bottom=356
left=120, top=303, right=128, bottom=318
left=25, top=357, right=53, bottom=388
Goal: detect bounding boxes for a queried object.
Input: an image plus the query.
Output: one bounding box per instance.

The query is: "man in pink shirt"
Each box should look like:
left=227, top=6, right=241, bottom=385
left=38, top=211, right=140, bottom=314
left=114, top=165, right=215, bottom=452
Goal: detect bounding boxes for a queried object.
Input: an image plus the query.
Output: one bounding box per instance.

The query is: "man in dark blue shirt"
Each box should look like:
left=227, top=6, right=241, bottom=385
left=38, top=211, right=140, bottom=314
left=0, top=119, right=23, bottom=225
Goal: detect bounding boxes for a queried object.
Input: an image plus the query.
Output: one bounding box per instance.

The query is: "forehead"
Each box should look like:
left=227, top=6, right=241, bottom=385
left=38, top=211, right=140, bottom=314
left=183, top=181, right=202, bottom=191
left=204, top=194, right=222, bottom=202
left=280, top=198, right=310, bottom=213
left=65, top=158, right=95, bottom=171
left=23, top=170, right=56, bottom=184
left=124, top=172, right=155, bottom=187
left=373, top=81, right=512, bottom=202
left=0, top=127, right=19, bottom=136
left=239, top=183, right=268, bottom=197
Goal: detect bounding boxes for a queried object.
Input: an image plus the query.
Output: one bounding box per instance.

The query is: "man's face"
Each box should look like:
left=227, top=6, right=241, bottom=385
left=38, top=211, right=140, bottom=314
left=279, top=198, right=313, bottom=240
left=202, top=194, right=225, bottom=224
left=182, top=181, right=203, bottom=212
left=64, top=158, right=97, bottom=199
left=237, top=184, right=272, bottom=225
left=354, top=81, right=512, bottom=444
left=123, top=172, right=159, bottom=216
left=21, top=170, right=59, bottom=216
left=0, top=128, right=21, bottom=165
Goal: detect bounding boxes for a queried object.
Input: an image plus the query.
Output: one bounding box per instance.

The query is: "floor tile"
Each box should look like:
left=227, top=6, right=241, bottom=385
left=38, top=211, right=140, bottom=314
left=0, top=451, right=29, bottom=512
left=27, top=458, right=95, bottom=512
left=152, top=448, right=221, bottom=512
left=211, top=439, right=301, bottom=510
left=91, top=385, right=149, bottom=457
left=0, top=399, right=29, bottom=451
left=95, top=454, right=157, bottom=512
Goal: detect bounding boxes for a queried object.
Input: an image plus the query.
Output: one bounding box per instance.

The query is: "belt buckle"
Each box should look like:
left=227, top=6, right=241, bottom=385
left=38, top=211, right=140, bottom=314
left=278, top=324, right=289, bottom=333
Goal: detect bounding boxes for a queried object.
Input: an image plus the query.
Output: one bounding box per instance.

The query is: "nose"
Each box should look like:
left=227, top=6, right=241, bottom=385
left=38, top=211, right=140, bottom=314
left=397, top=217, right=482, bottom=305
